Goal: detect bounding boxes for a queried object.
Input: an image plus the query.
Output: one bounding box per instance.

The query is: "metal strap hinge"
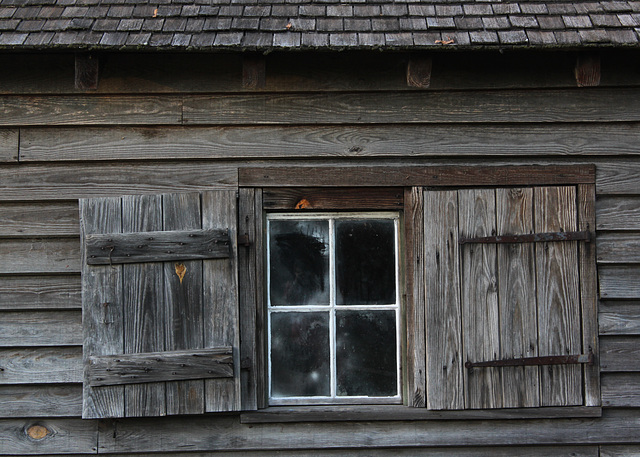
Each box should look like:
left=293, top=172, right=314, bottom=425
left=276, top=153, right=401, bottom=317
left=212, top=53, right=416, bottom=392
left=459, top=230, right=591, bottom=245
left=237, top=233, right=251, bottom=247
left=465, top=348, right=594, bottom=369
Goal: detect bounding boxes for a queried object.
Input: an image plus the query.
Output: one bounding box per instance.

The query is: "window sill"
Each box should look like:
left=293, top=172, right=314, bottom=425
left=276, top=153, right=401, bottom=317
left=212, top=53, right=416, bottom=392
left=240, top=405, right=602, bottom=424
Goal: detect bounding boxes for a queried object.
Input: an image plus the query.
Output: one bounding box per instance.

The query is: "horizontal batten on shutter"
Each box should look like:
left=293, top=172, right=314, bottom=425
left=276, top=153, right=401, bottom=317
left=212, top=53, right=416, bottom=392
left=459, top=230, right=590, bottom=245
left=466, top=349, right=594, bottom=369
left=85, top=229, right=230, bottom=265
left=87, top=347, right=234, bottom=387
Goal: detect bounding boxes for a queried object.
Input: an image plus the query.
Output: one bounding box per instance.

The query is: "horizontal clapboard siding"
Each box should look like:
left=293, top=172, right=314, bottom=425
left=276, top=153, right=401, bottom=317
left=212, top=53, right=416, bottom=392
left=0, top=275, right=80, bottom=310
left=0, top=347, right=82, bottom=384
left=18, top=123, right=640, bottom=162
left=597, top=197, right=640, bottom=231
left=0, top=384, right=82, bottom=418
left=0, top=129, right=18, bottom=163
left=0, top=238, right=80, bottom=274
left=0, top=201, right=79, bottom=237
left=600, top=337, right=640, bottom=372
left=600, top=302, right=640, bottom=334
left=602, top=374, right=640, bottom=407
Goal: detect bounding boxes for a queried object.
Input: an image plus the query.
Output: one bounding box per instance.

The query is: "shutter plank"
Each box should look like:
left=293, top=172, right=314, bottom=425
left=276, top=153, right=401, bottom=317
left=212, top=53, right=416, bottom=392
left=202, top=190, right=241, bottom=412
left=535, top=186, right=582, bottom=406
left=80, top=197, right=124, bottom=419
left=496, top=188, right=540, bottom=408
left=459, top=189, right=502, bottom=409
left=424, top=190, right=463, bottom=410
left=163, top=193, right=205, bottom=415
left=122, top=194, right=166, bottom=417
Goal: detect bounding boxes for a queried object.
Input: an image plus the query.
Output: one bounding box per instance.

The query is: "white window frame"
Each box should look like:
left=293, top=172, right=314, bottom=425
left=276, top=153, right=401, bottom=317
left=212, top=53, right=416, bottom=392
left=266, top=212, right=402, bottom=406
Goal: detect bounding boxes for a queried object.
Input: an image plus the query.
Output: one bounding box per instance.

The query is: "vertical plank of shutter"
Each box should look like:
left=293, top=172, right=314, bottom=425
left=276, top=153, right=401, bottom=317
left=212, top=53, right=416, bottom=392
left=202, top=190, right=241, bottom=412
left=254, top=189, right=267, bottom=409
left=80, top=197, right=124, bottom=418
left=424, top=190, right=464, bottom=410
left=535, top=186, right=582, bottom=406
left=239, top=188, right=258, bottom=411
left=496, top=188, right=540, bottom=408
left=163, top=193, right=205, bottom=415
left=405, top=187, right=426, bottom=407
left=459, top=189, right=502, bottom=409
left=122, top=195, right=166, bottom=417
left=578, top=183, right=600, bottom=406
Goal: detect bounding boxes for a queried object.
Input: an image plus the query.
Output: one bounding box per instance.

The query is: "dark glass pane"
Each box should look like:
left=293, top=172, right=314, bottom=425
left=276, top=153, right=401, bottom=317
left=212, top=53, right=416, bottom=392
left=336, top=310, right=397, bottom=397
left=269, top=220, right=329, bottom=306
left=271, top=312, right=330, bottom=397
left=336, top=219, right=396, bottom=305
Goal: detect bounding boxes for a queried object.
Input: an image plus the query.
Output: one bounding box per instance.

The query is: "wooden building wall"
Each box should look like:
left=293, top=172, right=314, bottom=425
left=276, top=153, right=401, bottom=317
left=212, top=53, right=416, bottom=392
left=0, top=50, right=639, bottom=456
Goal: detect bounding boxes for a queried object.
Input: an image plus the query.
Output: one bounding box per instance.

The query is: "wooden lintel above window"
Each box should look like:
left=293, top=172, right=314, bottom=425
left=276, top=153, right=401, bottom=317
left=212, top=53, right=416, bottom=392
left=75, top=53, right=99, bottom=91
left=239, top=165, right=596, bottom=188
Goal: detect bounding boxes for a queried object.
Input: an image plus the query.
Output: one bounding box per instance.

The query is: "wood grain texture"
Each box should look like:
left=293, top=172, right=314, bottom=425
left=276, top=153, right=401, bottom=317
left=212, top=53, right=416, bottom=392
left=596, top=197, right=640, bottom=230
left=27, top=447, right=600, bottom=457
left=496, top=188, right=539, bottom=408
left=597, top=233, right=640, bottom=264
left=602, top=373, right=640, bottom=407
left=241, top=165, right=595, bottom=188
left=85, top=229, right=230, bottom=265
left=253, top=189, right=266, bottom=409
left=596, top=161, right=640, bottom=195
left=0, top=238, right=80, bottom=274
left=0, top=162, right=236, bottom=201
left=0, top=418, right=97, bottom=455
left=241, top=405, right=601, bottom=423
left=20, top=124, right=640, bottom=162
left=0, top=384, right=82, bottom=418
left=97, top=409, right=640, bottom=453
left=600, top=337, right=640, bottom=372
left=0, top=95, right=181, bottom=126
left=238, top=188, right=259, bottom=411
left=80, top=196, right=125, bottom=419
left=601, top=446, right=640, bottom=457
left=0, top=311, right=81, bottom=347
left=404, top=187, right=425, bottom=407
left=0, top=202, right=79, bottom=237
left=183, top=89, right=640, bottom=125
left=535, top=186, right=581, bottom=407
left=202, top=190, right=241, bottom=412
left=600, top=302, right=640, bottom=335
left=578, top=184, right=600, bottom=407
left=88, top=348, right=233, bottom=386
left=263, top=187, right=403, bottom=211
left=0, top=347, right=82, bottom=384
left=459, top=189, right=501, bottom=409
left=162, top=192, right=205, bottom=415
left=122, top=194, right=165, bottom=418
left=0, top=275, right=80, bottom=310
left=599, top=267, right=640, bottom=299
left=0, top=128, right=18, bottom=162
left=424, top=190, right=463, bottom=410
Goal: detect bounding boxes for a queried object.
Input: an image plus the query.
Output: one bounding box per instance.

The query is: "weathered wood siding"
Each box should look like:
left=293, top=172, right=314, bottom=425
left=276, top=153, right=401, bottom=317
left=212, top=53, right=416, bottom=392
left=0, top=51, right=639, bottom=455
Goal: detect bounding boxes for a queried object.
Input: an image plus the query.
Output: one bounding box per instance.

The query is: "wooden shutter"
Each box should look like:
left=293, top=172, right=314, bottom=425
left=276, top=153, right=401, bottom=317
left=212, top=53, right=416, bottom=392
left=423, top=185, right=597, bottom=410
left=80, top=191, right=242, bottom=418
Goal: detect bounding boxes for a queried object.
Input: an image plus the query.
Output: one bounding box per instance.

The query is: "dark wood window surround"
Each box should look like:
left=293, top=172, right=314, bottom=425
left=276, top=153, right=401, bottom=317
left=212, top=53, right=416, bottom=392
left=239, top=165, right=600, bottom=423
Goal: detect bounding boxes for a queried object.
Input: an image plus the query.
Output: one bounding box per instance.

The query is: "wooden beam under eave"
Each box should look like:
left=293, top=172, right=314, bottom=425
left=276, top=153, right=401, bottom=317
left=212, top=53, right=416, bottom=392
left=407, top=56, right=432, bottom=89
left=575, top=54, right=601, bottom=87
left=242, top=55, right=266, bottom=90
left=75, top=53, right=99, bottom=91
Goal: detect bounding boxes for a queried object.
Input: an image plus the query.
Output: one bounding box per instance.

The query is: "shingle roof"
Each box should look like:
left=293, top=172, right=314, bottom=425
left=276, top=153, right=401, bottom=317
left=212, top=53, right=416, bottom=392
left=1, top=0, right=639, bottom=50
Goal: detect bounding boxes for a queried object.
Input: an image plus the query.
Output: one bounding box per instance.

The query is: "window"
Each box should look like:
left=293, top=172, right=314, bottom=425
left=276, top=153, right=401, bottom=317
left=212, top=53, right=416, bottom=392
left=267, top=213, right=401, bottom=405
left=79, top=165, right=600, bottom=420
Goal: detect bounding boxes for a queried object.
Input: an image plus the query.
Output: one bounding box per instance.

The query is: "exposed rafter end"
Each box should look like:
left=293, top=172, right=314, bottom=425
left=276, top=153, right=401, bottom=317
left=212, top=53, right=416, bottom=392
left=243, top=55, right=266, bottom=90
left=75, top=53, right=99, bottom=91
left=575, top=54, right=601, bottom=87
left=407, top=56, right=432, bottom=89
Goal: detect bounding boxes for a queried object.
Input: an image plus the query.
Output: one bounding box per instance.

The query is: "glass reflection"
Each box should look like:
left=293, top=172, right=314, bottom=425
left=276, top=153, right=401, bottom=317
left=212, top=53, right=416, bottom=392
left=269, top=220, right=329, bottom=306
left=271, top=312, right=331, bottom=397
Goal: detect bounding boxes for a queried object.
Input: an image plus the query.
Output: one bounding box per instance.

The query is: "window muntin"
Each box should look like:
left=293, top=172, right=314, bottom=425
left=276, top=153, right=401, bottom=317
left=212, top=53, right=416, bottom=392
left=267, top=212, right=401, bottom=405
